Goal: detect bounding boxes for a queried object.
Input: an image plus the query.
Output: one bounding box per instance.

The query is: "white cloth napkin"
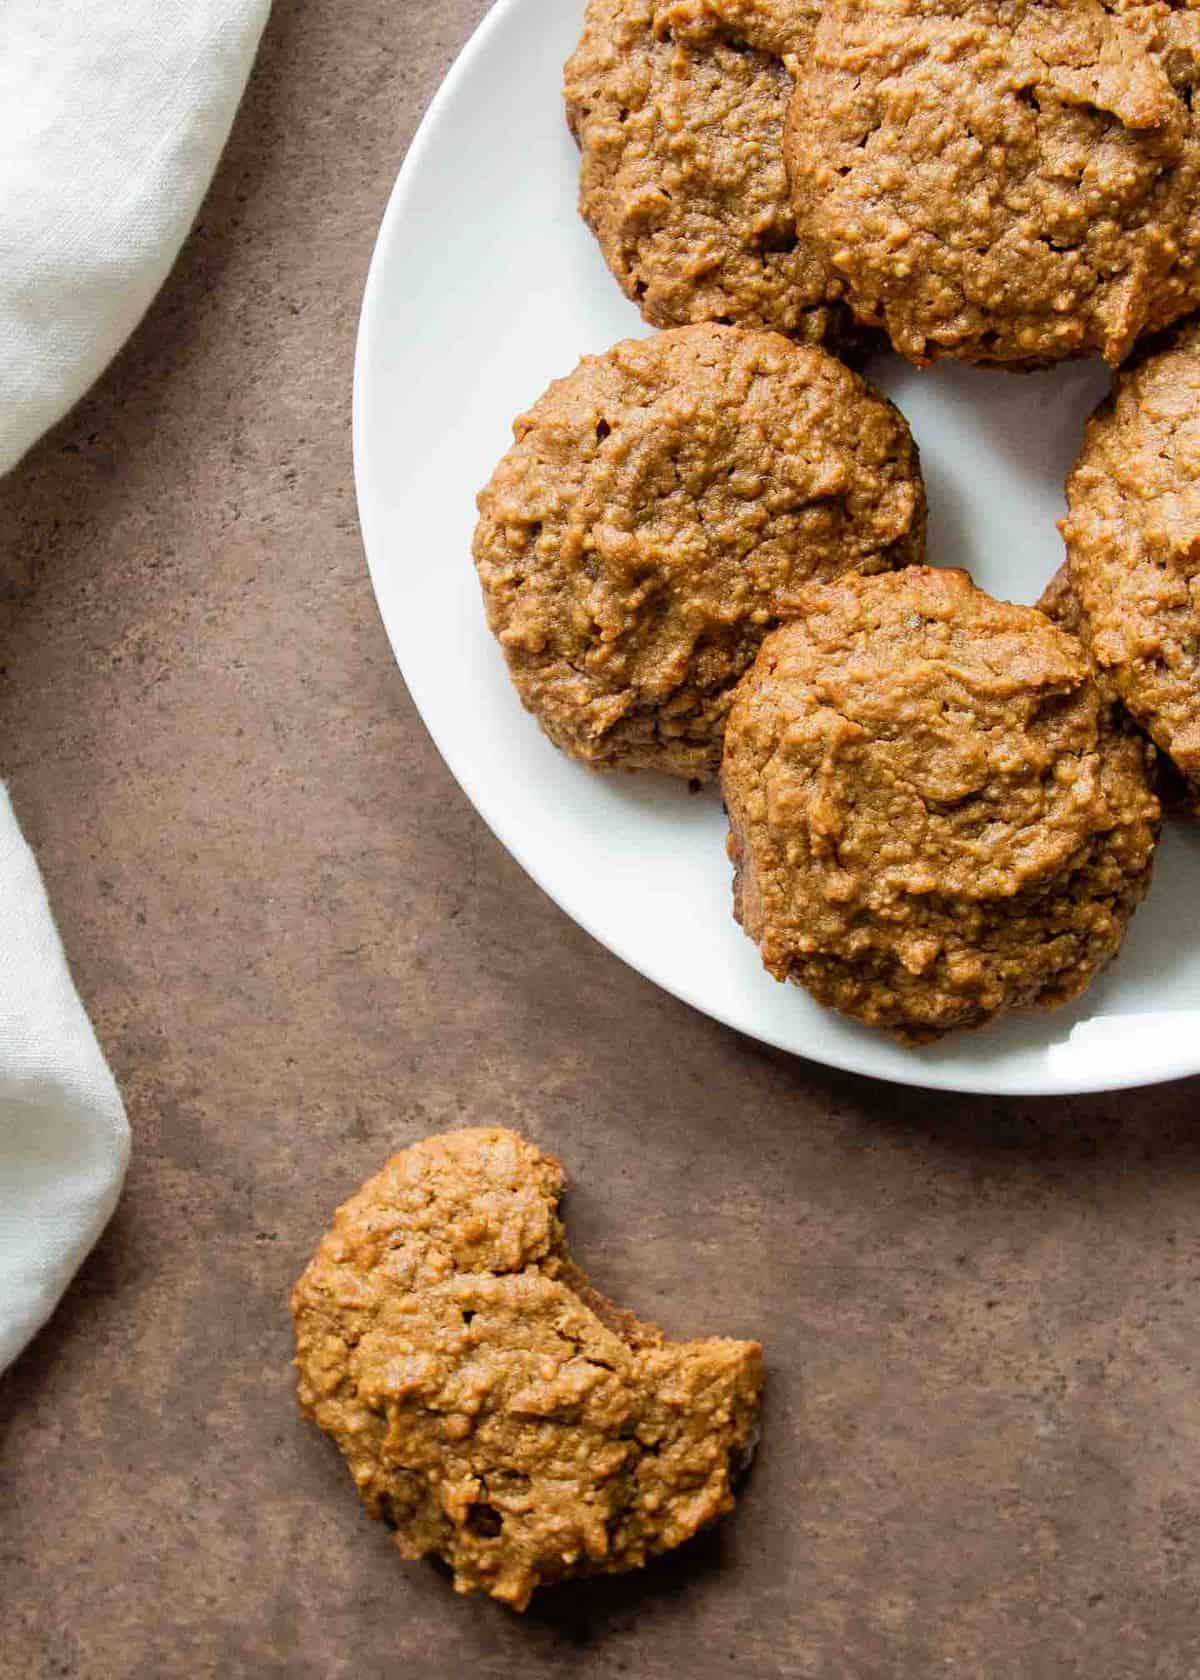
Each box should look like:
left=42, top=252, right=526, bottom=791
left=0, top=791, right=130, bottom=1373
left=0, top=0, right=271, bottom=477
left=0, top=0, right=270, bottom=1370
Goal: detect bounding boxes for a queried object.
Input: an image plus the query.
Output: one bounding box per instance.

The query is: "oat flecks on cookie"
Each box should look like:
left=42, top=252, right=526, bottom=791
left=786, top=0, right=1200, bottom=368
left=565, top=0, right=835, bottom=339
left=291, top=1128, right=763, bottom=1611
left=1061, top=319, right=1200, bottom=812
left=473, top=323, right=925, bottom=781
left=721, top=567, right=1161, bottom=1041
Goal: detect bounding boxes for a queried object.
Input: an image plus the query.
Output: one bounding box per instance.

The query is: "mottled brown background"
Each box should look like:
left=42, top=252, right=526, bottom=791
left=0, top=2, right=1197, bottom=1676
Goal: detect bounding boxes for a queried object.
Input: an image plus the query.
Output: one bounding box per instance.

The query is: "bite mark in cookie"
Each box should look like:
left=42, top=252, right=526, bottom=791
left=292, top=1128, right=763, bottom=1611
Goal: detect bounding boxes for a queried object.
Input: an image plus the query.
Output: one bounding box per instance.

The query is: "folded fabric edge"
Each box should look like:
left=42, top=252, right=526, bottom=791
left=0, top=0, right=273, bottom=478
left=0, top=786, right=132, bottom=1376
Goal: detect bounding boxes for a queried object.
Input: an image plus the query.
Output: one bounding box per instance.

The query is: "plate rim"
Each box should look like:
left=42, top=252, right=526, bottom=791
left=352, top=0, right=1197, bottom=1099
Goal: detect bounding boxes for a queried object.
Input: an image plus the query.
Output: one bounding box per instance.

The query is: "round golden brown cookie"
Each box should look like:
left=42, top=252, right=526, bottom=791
left=564, top=0, right=835, bottom=339
left=720, top=567, right=1160, bottom=1041
left=784, top=0, right=1200, bottom=368
left=472, top=323, right=926, bottom=780
left=1061, top=320, right=1200, bottom=812
left=291, top=1128, right=763, bottom=1612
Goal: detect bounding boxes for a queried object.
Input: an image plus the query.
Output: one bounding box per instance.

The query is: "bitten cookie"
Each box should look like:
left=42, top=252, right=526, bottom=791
left=565, top=0, right=834, bottom=339
left=292, top=1128, right=763, bottom=1611
left=1061, top=320, right=1200, bottom=811
left=721, top=567, right=1160, bottom=1041
left=473, top=324, right=925, bottom=780
left=785, top=0, right=1200, bottom=368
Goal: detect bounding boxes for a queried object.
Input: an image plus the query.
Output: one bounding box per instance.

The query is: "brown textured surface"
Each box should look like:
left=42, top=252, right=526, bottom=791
left=0, top=3, right=1198, bottom=1677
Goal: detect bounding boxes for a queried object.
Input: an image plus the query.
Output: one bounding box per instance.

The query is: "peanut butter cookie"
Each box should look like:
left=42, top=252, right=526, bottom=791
left=565, top=0, right=834, bottom=338
left=1040, top=562, right=1189, bottom=809
left=785, top=0, right=1200, bottom=367
left=292, top=1128, right=763, bottom=1611
left=473, top=323, right=925, bottom=780
left=1061, top=320, right=1200, bottom=811
left=721, top=567, right=1160, bottom=1040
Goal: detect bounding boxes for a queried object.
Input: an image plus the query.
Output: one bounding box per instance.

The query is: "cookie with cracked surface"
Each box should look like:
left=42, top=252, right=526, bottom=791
left=292, top=1128, right=763, bottom=1612
left=564, top=0, right=837, bottom=339
left=1061, top=319, right=1200, bottom=811
left=784, top=0, right=1200, bottom=368
left=472, top=323, right=926, bottom=780
left=721, top=567, right=1160, bottom=1041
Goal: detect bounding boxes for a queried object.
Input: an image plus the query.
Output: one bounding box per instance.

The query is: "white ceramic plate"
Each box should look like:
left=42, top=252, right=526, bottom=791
left=354, top=0, right=1200, bottom=1095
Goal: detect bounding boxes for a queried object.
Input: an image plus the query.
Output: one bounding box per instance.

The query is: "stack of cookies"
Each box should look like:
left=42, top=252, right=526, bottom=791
left=470, top=0, right=1200, bottom=1045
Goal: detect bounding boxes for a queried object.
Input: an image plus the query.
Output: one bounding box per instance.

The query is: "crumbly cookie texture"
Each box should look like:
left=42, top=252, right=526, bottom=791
left=1061, top=319, right=1200, bottom=811
left=292, top=1128, right=763, bottom=1612
left=565, top=0, right=834, bottom=339
left=785, top=0, right=1200, bottom=368
left=721, top=567, right=1160, bottom=1041
left=1037, top=562, right=1086, bottom=639
left=1039, top=560, right=1190, bottom=809
left=473, top=324, right=925, bottom=780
